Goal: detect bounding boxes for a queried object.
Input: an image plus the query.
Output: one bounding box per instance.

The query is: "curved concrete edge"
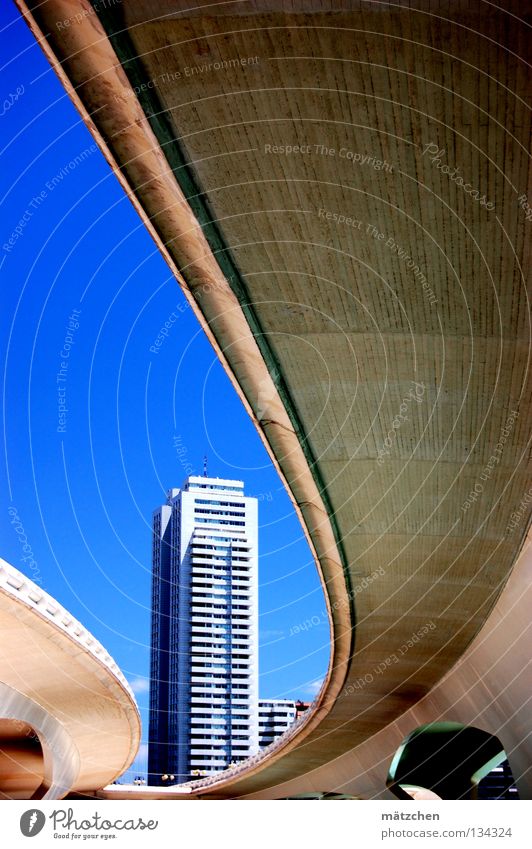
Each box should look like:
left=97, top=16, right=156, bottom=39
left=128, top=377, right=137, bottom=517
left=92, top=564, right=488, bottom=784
left=0, top=558, right=135, bottom=701
left=241, top=528, right=532, bottom=799
left=0, top=558, right=140, bottom=798
left=13, top=0, right=353, bottom=781
left=0, top=681, right=80, bottom=800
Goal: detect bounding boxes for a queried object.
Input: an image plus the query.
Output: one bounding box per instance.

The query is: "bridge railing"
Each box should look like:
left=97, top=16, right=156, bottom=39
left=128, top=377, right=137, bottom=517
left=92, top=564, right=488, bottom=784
left=176, top=696, right=321, bottom=791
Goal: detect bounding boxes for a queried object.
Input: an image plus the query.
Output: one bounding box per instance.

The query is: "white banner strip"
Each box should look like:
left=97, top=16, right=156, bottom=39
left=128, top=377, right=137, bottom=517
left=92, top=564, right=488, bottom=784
left=2, top=799, right=531, bottom=848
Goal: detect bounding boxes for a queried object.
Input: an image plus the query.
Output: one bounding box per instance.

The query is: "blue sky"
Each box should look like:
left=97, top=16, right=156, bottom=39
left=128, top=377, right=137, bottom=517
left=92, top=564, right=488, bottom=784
left=0, top=2, right=328, bottom=778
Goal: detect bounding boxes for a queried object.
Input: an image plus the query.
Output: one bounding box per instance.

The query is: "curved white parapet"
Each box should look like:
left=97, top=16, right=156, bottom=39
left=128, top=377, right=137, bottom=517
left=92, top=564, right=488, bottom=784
left=0, top=558, right=140, bottom=799
left=0, top=559, right=135, bottom=701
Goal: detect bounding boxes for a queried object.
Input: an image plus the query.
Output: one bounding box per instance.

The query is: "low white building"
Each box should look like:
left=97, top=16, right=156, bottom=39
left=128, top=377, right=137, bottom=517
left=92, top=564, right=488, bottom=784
left=258, top=699, right=297, bottom=748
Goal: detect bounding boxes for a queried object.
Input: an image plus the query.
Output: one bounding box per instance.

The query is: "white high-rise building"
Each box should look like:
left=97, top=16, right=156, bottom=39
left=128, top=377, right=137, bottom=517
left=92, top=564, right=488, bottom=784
left=258, top=699, right=297, bottom=748
left=148, top=476, right=259, bottom=784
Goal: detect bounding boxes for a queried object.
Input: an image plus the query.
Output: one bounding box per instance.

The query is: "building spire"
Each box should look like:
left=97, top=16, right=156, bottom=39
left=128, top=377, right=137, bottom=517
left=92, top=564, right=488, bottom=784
left=203, top=455, right=208, bottom=477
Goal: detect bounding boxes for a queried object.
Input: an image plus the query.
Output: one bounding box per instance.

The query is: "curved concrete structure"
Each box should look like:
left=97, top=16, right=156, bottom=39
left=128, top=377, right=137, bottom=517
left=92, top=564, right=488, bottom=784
left=0, top=718, right=45, bottom=800
left=0, top=558, right=140, bottom=799
left=95, top=526, right=532, bottom=800
left=242, top=528, right=532, bottom=799
left=16, top=0, right=531, bottom=798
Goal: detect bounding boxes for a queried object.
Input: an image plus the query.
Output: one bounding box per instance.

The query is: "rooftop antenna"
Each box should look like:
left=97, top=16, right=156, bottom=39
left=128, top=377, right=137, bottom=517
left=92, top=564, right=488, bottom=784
left=203, top=455, right=208, bottom=477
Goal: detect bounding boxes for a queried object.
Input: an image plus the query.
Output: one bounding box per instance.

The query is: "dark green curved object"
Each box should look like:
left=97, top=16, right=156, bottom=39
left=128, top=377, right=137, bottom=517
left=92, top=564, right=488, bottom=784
left=387, top=722, right=512, bottom=800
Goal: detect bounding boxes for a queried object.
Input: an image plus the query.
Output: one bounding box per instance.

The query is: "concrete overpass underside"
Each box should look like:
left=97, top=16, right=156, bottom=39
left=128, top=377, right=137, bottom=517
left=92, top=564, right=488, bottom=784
left=17, top=0, right=532, bottom=798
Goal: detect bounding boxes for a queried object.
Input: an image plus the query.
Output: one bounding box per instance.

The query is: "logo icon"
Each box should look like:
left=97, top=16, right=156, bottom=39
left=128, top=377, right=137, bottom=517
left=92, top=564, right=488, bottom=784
left=20, top=810, right=46, bottom=837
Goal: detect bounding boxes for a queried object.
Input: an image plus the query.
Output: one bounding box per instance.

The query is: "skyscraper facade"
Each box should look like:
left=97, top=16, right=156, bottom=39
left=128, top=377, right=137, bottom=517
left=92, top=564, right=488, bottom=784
left=148, top=476, right=259, bottom=784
